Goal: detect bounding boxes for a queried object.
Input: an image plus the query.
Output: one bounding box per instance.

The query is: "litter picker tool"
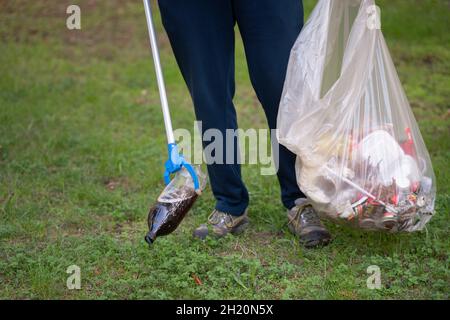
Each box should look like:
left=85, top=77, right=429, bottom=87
left=143, top=0, right=205, bottom=245
left=143, top=0, right=200, bottom=192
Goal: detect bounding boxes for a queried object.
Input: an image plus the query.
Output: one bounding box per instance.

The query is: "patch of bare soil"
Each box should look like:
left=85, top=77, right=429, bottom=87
left=103, top=176, right=130, bottom=191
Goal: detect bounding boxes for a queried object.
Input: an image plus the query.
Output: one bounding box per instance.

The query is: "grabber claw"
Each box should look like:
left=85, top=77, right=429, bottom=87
left=164, top=143, right=200, bottom=193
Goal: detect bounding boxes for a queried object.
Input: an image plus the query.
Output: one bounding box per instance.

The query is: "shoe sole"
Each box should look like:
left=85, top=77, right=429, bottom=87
left=230, top=217, right=250, bottom=235
left=300, top=230, right=332, bottom=249
left=288, top=219, right=332, bottom=249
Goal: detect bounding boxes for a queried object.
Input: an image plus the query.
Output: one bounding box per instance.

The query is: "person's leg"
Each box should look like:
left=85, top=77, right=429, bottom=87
left=233, top=0, right=305, bottom=210
left=158, top=0, right=248, bottom=216
left=234, top=0, right=331, bottom=248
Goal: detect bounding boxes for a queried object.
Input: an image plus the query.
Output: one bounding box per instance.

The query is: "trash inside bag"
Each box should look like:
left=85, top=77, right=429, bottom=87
left=145, top=166, right=206, bottom=244
left=277, top=0, right=436, bottom=232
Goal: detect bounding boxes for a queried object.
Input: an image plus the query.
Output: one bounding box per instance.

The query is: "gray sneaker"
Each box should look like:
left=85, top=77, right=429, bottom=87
left=287, top=199, right=331, bottom=248
left=193, top=209, right=249, bottom=239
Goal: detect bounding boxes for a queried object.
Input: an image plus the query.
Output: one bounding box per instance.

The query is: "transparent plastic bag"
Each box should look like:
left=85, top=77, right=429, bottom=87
left=277, top=0, right=436, bottom=232
left=145, top=166, right=207, bottom=243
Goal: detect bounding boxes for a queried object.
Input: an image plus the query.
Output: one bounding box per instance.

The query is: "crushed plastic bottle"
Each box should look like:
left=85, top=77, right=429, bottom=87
left=145, top=166, right=206, bottom=244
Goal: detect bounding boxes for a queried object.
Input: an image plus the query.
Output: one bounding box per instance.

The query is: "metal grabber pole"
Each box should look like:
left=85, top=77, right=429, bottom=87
left=143, top=0, right=200, bottom=191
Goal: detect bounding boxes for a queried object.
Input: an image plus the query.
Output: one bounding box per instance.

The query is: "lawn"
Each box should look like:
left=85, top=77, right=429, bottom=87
left=0, top=0, right=448, bottom=299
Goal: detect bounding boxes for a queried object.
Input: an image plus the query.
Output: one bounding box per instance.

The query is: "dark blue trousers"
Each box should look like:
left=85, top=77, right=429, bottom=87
left=158, top=0, right=306, bottom=215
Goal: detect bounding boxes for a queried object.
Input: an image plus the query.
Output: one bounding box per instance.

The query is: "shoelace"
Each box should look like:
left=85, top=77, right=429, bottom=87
left=208, top=210, right=234, bottom=228
left=300, top=207, right=322, bottom=226
left=288, top=205, right=321, bottom=228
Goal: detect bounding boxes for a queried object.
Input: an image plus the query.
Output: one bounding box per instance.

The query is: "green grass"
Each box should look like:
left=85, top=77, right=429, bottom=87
left=0, top=0, right=449, bottom=299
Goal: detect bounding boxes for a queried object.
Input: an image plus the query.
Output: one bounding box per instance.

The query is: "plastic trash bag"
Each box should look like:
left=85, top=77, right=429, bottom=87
left=277, top=0, right=436, bottom=232
left=145, top=166, right=207, bottom=244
